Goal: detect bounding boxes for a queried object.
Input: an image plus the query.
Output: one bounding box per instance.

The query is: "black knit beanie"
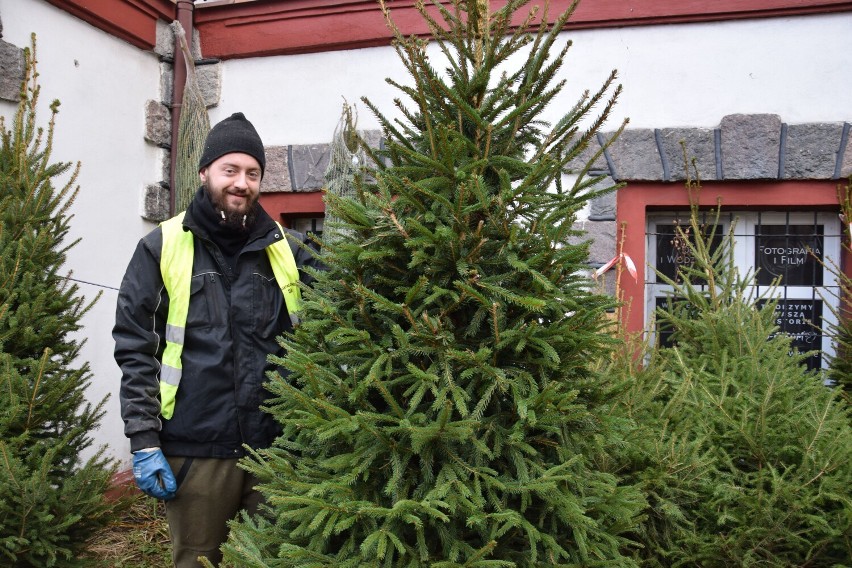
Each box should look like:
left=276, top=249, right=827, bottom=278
left=198, top=112, right=266, bottom=177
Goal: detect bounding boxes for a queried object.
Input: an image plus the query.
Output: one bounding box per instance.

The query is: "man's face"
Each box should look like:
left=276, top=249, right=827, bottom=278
left=199, top=152, right=262, bottom=221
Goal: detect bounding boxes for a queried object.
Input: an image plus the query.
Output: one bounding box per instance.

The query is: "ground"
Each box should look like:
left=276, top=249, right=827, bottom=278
left=85, top=493, right=171, bottom=567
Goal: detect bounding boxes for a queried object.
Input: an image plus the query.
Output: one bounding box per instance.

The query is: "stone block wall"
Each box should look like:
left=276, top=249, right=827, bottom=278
left=572, top=114, right=852, bottom=183
left=161, top=111, right=848, bottom=270
left=0, top=15, right=24, bottom=102
left=142, top=21, right=220, bottom=222
left=565, top=114, right=852, bottom=269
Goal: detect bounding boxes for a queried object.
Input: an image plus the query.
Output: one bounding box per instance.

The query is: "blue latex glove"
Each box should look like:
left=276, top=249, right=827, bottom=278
left=132, top=448, right=177, bottom=501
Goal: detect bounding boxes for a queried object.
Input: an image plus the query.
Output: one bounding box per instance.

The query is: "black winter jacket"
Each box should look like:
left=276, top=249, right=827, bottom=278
left=114, top=192, right=321, bottom=458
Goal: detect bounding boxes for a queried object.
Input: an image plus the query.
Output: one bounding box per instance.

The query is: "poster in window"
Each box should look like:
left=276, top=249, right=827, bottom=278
left=760, top=299, right=823, bottom=371
left=660, top=297, right=824, bottom=370
left=654, top=223, right=723, bottom=284
left=755, top=225, right=823, bottom=286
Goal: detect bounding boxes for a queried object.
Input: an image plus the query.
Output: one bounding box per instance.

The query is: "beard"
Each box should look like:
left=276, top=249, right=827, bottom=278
left=203, top=182, right=258, bottom=231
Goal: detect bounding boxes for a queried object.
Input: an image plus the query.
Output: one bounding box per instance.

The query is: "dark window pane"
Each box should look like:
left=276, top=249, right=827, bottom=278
left=654, top=296, right=699, bottom=348
left=660, top=297, right=824, bottom=371
left=654, top=296, right=675, bottom=348
left=760, top=299, right=823, bottom=371
left=756, top=225, right=823, bottom=286
left=289, top=217, right=324, bottom=237
left=654, top=224, right=723, bottom=284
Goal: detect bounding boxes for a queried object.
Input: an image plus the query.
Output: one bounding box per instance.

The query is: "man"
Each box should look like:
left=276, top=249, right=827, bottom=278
left=114, top=112, right=321, bottom=566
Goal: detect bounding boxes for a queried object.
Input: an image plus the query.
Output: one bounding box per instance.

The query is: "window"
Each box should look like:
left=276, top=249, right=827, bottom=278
left=646, top=211, right=842, bottom=370
left=259, top=190, right=326, bottom=238
left=287, top=216, right=324, bottom=238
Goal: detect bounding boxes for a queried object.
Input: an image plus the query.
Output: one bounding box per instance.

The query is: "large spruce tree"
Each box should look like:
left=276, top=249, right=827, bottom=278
left=0, top=36, right=119, bottom=566
left=221, top=0, right=645, bottom=566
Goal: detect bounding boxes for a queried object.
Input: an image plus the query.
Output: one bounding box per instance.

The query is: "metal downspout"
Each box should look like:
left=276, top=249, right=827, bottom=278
left=170, top=0, right=195, bottom=216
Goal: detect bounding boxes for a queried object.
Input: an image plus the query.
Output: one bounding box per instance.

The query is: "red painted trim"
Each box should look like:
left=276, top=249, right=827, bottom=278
left=41, top=0, right=852, bottom=58
left=43, top=0, right=174, bottom=50
left=616, top=181, right=848, bottom=336
left=194, top=0, right=852, bottom=59
left=259, top=191, right=327, bottom=222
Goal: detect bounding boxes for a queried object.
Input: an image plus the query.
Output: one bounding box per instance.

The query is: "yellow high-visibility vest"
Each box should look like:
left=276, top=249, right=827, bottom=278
left=158, top=211, right=301, bottom=420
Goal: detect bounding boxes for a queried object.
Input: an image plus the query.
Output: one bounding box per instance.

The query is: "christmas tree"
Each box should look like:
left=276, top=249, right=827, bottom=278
left=610, top=170, right=852, bottom=566
left=0, top=36, right=120, bottom=566
left=221, top=0, right=646, bottom=565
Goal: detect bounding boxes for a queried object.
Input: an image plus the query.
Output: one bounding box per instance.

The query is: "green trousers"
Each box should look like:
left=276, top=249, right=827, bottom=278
left=164, top=457, right=263, bottom=568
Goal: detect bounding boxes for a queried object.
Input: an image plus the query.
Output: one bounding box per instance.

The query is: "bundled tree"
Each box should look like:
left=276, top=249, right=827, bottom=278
left=0, top=36, right=120, bottom=566
left=608, top=168, right=852, bottom=566
left=220, top=0, right=647, bottom=565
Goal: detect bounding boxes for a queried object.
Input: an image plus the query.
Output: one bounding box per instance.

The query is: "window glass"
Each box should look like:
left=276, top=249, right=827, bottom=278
left=755, top=224, right=823, bottom=286
left=288, top=216, right=324, bottom=237
left=758, top=298, right=824, bottom=370
left=646, top=211, right=840, bottom=371
left=653, top=221, right=725, bottom=284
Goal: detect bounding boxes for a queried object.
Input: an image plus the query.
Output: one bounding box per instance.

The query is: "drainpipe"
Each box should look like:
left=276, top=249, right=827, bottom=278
left=169, top=0, right=195, bottom=216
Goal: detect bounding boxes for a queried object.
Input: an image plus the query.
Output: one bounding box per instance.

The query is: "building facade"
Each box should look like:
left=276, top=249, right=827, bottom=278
left=1, top=0, right=850, bottom=464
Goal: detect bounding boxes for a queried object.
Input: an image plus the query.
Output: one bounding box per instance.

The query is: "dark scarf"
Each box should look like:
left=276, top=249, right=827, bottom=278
left=187, top=187, right=258, bottom=272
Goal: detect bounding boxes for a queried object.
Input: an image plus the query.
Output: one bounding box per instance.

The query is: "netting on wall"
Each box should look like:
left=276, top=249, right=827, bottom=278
left=324, top=103, right=371, bottom=241
left=173, top=21, right=210, bottom=214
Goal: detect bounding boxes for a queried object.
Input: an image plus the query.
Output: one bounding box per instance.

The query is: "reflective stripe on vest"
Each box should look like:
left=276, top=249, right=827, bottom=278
left=158, top=211, right=302, bottom=420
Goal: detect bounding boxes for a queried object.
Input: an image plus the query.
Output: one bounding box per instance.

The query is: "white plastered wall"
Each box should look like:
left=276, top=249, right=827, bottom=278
left=0, top=0, right=163, bottom=466
left=211, top=13, right=852, bottom=144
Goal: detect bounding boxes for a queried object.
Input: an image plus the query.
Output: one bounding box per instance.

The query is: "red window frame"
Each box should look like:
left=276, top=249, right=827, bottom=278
left=259, top=191, right=326, bottom=228
left=616, top=180, right=852, bottom=336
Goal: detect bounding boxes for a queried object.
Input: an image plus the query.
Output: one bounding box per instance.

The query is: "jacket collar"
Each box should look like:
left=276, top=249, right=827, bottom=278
left=181, top=187, right=278, bottom=251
